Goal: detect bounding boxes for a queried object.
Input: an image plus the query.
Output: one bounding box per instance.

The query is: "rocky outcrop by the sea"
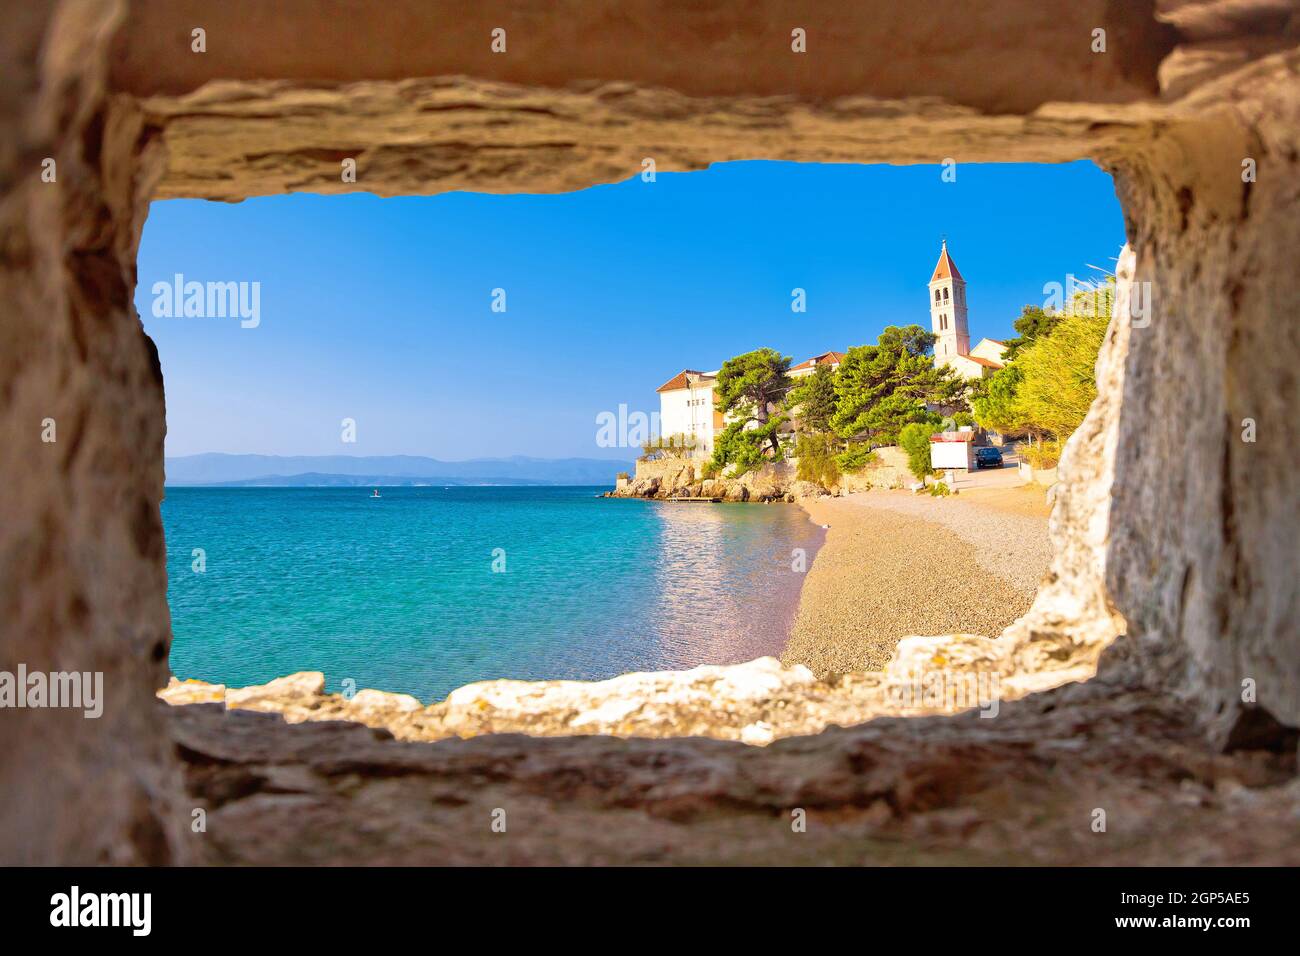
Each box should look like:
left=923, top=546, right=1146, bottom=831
left=160, top=626, right=1097, bottom=747
left=607, top=450, right=913, bottom=502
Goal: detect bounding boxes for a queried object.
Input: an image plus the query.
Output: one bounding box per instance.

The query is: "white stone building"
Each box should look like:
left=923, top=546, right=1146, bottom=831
left=655, top=369, right=723, bottom=458
left=656, top=351, right=845, bottom=460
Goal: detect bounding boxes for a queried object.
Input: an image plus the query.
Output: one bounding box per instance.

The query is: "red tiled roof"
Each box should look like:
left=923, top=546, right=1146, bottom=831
left=930, top=241, right=964, bottom=282
left=791, top=350, right=846, bottom=371
left=656, top=369, right=714, bottom=392
left=965, top=355, right=1004, bottom=368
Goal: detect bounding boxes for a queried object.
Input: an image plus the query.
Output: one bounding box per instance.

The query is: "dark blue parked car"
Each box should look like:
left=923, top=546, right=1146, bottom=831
left=974, top=446, right=1003, bottom=469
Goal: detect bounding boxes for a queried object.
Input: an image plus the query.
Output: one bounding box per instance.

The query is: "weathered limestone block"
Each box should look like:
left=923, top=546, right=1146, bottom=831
left=787, top=480, right=826, bottom=499
left=225, top=671, right=326, bottom=712
left=159, top=678, right=226, bottom=705
left=435, top=657, right=818, bottom=741
left=722, top=483, right=749, bottom=502
left=699, top=479, right=728, bottom=498
left=739, top=462, right=796, bottom=500
left=348, top=688, right=422, bottom=715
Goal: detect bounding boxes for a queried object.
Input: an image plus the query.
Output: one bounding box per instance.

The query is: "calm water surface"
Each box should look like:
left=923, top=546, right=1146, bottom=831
left=163, top=486, right=824, bottom=700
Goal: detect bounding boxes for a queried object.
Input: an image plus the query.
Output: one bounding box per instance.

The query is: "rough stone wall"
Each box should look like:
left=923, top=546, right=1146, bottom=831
left=1, top=0, right=1297, bottom=864
left=848, top=446, right=914, bottom=491
left=0, top=0, right=184, bottom=863
left=1105, top=61, right=1300, bottom=735
left=995, top=39, right=1300, bottom=735
left=164, top=684, right=1300, bottom=866
left=109, top=0, right=1175, bottom=110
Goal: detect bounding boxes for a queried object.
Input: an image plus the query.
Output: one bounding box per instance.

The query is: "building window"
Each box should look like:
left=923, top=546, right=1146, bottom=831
left=934, top=289, right=941, bottom=303
left=943, top=287, right=949, bottom=302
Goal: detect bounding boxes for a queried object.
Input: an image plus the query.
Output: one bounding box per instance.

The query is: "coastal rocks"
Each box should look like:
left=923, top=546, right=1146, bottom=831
left=609, top=454, right=914, bottom=502
left=159, top=678, right=227, bottom=705
left=160, top=638, right=1102, bottom=746
left=349, top=688, right=423, bottom=717
left=699, top=478, right=729, bottom=498
left=737, top=463, right=794, bottom=501
left=162, top=659, right=867, bottom=744
left=787, top=480, right=826, bottom=499
left=435, top=657, right=819, bottom=740
left=164, top=653, right=1060, bottom=745
left=887, top=635, right=1006, bottom=678
left=834, top=446, right=913, bottom=492
left=609, top=458, right=699, bottom=499
left=610, top=457, right=827, bottom=502
left=225, top=671, right=326, bottom=711
left=721, top=483, right=749, bottom=502
left=990, top=249, right=1137, bottom=703
left=160, top=673, right=427, bottom=733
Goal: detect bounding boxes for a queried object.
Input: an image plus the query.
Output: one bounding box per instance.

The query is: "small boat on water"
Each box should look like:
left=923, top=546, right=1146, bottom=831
left=370, top=489, right=382, bottom=499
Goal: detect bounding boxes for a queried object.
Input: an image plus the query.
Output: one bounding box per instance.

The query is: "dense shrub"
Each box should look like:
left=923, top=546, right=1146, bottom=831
left=973, top=286, right=1110, bottom=445
left=795, top=433, right=842, bottom=487
left=1013, top=310, right=1108, bottom=440
left=709, top=348, right=793, bottom=475
left=1020, top=438, right=1062, bottom=470
left=835, top=443, right=878, bottom=474
left=898, top=421, right=940, bottom=480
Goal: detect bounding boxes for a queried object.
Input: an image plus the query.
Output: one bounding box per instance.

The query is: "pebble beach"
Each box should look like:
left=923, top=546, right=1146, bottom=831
left=782, top=485, right=1053, bottom=675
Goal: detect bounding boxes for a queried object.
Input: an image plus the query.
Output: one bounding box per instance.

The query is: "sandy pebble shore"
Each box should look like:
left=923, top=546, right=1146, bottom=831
left=782, top=485, right=1052, bottom=676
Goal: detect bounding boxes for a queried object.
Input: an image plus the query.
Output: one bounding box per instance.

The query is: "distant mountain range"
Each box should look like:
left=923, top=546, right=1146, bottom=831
left=165, top=454, right=633, bottom=487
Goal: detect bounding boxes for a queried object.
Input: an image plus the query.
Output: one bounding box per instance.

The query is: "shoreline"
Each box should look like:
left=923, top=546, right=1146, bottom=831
left=162, top=485, right=1050, bottom=733
left=619, top=495, right=828, bottom=667
left=786, top=486, right=1051, bottom=676
left=160, top=484, right=1053, bottom=745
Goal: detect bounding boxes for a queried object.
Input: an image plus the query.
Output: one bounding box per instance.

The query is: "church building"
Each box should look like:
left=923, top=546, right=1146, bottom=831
left=928, top=240, right=1007, bottom=380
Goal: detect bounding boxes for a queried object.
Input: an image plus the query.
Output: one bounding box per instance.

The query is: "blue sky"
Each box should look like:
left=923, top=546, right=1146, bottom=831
left=136, top=160, right=1124, bottom=459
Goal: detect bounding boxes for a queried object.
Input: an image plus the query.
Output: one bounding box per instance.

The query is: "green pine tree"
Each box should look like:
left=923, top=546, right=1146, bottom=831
left=709, top=348, right=793, bottom=476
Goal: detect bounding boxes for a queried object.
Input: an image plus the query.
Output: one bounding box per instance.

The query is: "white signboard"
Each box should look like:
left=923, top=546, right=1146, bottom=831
left=930, top=440, right=974, bottom=470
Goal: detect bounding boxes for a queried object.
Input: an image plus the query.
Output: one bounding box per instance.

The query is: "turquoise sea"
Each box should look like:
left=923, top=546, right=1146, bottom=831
left=162, top=486, right=825, bottom=701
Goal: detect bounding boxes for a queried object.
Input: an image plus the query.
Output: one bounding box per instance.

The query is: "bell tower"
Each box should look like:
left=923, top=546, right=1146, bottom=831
left=928, top=239, right=970, bottom=363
